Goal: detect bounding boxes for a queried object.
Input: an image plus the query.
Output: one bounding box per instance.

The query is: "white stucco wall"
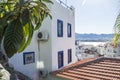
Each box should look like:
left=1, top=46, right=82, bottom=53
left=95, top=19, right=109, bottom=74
left=37, top=17, right=52, bottom=72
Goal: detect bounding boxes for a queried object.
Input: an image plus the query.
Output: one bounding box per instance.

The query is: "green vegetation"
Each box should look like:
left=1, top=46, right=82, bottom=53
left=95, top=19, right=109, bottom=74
left=0, top=0, right=53, bottom=58
left=113, top=13, right=120, bottom=47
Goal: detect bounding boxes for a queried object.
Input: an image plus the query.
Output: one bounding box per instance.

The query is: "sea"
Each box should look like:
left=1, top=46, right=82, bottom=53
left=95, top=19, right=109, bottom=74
left=78, top=41, right=106, bottom=46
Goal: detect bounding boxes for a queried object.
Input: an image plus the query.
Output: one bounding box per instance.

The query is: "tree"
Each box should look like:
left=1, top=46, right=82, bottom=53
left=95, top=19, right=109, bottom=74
left=0, top=0, right=53, bottom=58
left=113, top=13, right=120, bottom=47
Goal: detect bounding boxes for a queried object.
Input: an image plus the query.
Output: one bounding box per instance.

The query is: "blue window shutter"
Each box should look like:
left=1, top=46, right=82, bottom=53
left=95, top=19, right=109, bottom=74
left=57, top=19, right=63, bottom=37
left=67, top=23, right=72, bottom=37
left=58, top=51, right=64, bottom=68
left=68, top=49, right=72, bottom=63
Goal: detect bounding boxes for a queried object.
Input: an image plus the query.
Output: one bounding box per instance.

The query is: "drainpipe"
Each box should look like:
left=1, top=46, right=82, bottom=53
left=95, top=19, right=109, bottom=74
left=37, top=40, right=40, bottom=80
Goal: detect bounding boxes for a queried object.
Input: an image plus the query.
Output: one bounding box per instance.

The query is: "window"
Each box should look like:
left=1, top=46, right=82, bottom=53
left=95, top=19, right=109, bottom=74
left=23, top=52, right=35, bottom=65
left=58, top=51, right=64, bottom=68
left=67, top=23, right=72, bottom=37
left=68, top=49, right=72, bottom=63
left=57, top=19, right=63, bottom=37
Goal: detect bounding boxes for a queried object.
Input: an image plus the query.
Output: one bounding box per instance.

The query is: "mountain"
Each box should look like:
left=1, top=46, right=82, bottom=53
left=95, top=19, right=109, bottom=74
left=75, top=33, right=114, bottom=42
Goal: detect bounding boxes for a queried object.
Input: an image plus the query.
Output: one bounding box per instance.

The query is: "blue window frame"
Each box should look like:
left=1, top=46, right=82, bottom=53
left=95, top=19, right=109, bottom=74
left=67, top=23, right=72, bottom=37
left=68, top=49, right=72, bottom=63
left=58, top=51, right=64, bottom=68
left=23, top=52, right=35, bottom=65
left=57, top=19, right=63, bottom=37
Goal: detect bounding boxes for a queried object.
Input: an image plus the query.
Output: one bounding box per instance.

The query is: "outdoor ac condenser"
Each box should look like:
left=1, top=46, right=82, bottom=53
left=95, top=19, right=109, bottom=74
left=37, top=31, right=49, bottom=41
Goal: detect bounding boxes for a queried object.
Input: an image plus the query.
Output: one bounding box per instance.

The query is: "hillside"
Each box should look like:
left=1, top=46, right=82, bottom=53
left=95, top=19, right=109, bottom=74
left=75, top=33, right=114, bottom=42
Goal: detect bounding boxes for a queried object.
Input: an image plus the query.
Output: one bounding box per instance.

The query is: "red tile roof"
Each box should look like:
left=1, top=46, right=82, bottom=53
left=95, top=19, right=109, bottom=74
left=51, top=57, right=120, bottom=80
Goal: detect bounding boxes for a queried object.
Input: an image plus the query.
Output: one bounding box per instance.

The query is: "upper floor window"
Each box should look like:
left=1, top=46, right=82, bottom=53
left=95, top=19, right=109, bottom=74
left=67, top=23, right=72, bottom=37
left=58, top=51, right=64, bottom=68
left=57, top=19, right=63, bottom=37
left=68, top=49, right=72, bottom=63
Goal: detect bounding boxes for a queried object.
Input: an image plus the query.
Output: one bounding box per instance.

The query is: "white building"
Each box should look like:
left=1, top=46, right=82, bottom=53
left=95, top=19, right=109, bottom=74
left=8, top=0, right=77, bottom=79
left=76, top=44, right=100, bottom=60
left=76, top=45, right=83, bottom=54
left=98, top=41, right=120, bottom=58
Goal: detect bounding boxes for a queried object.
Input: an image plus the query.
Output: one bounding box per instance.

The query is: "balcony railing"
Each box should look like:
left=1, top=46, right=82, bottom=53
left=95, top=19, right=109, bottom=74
left=57, top=0, right=74, bottom=11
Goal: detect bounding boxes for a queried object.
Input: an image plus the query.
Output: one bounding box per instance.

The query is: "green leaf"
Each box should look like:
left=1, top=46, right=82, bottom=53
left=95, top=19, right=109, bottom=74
left=33, top=1, right=49, bottom=10
left=4, top=19, right=23, bottom=58
left=18, top=22, right=34, bottom=53
left=21, top=9, right=30, bottom=26
left=32, top=8, right=40, bottom=19
left=42, top=0, right=53, bottom=4
left=34, top=21, right=41, bottom=31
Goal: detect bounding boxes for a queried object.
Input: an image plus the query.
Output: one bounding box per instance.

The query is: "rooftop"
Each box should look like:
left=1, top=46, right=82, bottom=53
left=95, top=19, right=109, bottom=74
left=51, top=57, right=120, bottom=80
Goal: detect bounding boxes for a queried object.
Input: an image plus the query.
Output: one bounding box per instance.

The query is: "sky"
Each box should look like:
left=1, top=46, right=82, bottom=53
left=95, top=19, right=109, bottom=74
left=61, top=0, right=120, bottom=34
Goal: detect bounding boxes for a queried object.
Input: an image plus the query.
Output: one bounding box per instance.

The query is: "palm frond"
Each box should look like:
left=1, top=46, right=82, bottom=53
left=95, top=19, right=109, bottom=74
left=113, top=13, right=120, bottom=47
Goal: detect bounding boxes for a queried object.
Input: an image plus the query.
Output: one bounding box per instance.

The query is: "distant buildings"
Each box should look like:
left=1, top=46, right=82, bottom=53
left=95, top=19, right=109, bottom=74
left=98, top=42, right=120, bottom=58
left=76, top=44, right=100, bottom=60
left=76, top=41, right=120, bottom=60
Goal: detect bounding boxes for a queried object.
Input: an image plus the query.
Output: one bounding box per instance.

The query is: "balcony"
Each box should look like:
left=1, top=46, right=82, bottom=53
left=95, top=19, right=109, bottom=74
left=56, top=0, right=74, bottom=11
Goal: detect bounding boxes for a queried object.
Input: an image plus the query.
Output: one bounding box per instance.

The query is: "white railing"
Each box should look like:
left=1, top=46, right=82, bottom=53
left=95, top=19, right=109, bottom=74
left=57, top=0, right=74, bottom=11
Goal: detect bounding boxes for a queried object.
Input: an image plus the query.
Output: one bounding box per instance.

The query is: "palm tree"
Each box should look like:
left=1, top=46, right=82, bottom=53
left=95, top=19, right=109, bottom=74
left=0, top=0, right=52, bottom=58
left=113, top=13, right=120, bottom=47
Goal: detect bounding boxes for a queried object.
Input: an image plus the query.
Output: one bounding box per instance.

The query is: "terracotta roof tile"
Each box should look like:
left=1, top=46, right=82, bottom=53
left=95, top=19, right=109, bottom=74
left=51, top=57, right=120, bottom=80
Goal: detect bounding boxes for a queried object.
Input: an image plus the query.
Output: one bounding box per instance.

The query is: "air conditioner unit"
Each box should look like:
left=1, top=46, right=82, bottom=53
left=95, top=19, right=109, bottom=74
left=37, top=31, right=49, bottom=41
